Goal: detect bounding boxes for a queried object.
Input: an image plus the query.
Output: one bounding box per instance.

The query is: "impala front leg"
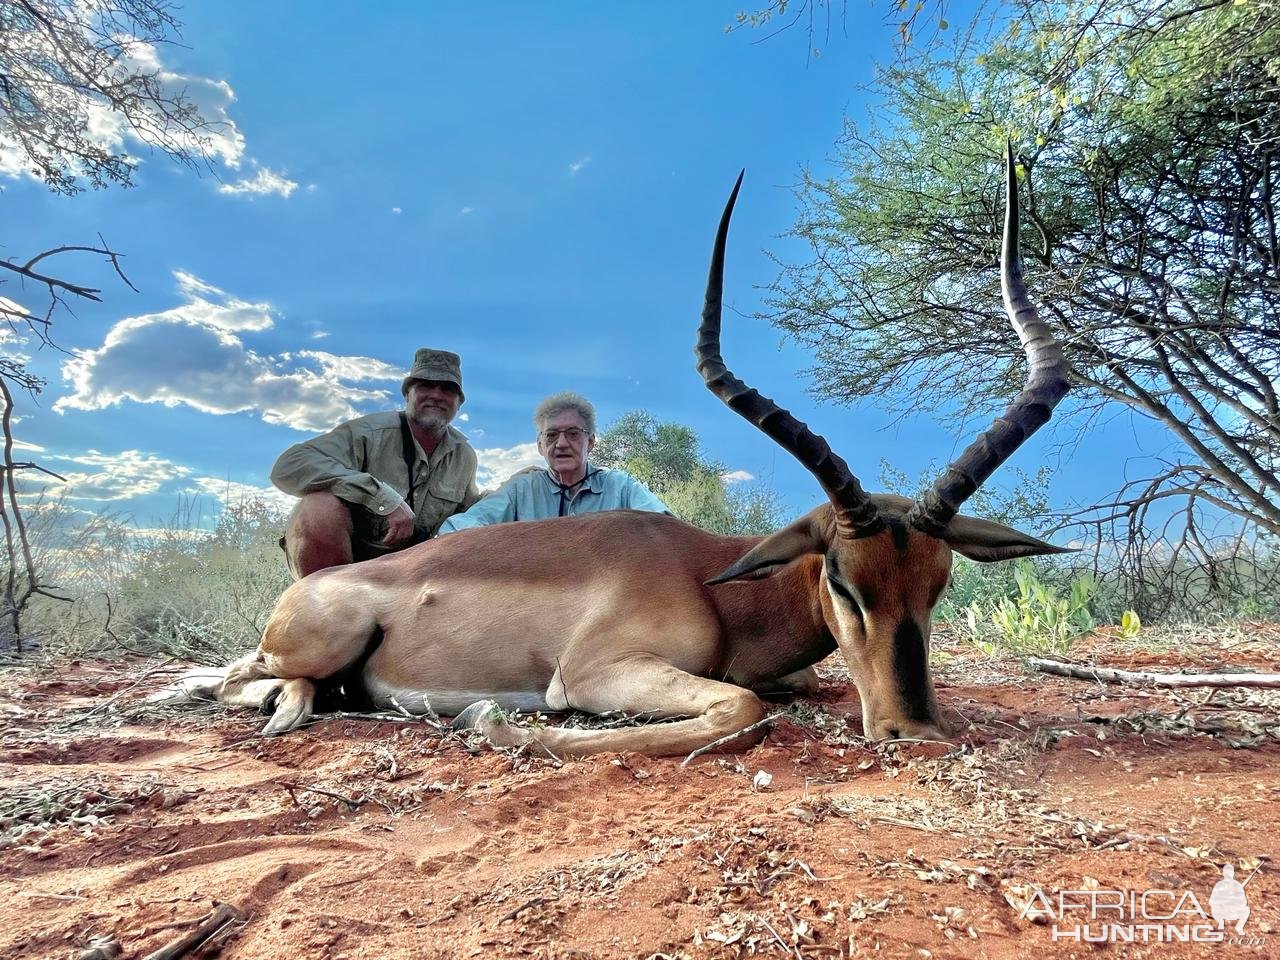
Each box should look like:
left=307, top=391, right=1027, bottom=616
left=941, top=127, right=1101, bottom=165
left=454, top=657, right=767, bottom=760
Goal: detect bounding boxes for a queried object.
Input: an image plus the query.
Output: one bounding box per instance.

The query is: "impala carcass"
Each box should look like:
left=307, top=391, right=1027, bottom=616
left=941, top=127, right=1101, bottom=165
left=175, top=146, right=1071, bottom=758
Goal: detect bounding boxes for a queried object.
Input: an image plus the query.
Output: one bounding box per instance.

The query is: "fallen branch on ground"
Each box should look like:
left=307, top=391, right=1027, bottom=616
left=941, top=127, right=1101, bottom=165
left=498, top=895, right=559, bottom=923
left=142, top=903, right=245, bottom=960
left=76, top=936, right=120, bottom=960
left=1027, top=657, right=1280, bottom=689
left=280, top=782, right=364, bottom=811
left=680, top=712, right=782, bottom=768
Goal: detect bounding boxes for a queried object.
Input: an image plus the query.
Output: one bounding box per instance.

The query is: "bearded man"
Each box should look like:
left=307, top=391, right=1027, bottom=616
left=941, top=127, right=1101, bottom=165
left=271, top=348, right=480, bottom=578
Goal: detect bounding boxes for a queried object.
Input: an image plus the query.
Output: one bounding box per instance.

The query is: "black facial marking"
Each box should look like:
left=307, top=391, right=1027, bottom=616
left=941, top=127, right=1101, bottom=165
left=892, top=619, right=933, bottom=721
left=824, top=549, right=864, bottom=617
left=887, top=516, right=909, bottom=552
left=826, top=573, right=858, bottom=607
left=826, top=548, right=878, bottom=616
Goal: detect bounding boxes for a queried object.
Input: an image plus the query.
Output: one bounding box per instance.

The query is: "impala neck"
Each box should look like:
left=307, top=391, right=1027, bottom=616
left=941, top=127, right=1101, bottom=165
left=710, top=554, right=835, bottom=686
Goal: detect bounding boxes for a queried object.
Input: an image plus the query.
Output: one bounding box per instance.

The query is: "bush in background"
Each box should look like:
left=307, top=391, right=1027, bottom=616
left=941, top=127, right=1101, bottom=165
left=12, top=494, right=290, bottom=663
left=595, top=411, right=785, bottom=536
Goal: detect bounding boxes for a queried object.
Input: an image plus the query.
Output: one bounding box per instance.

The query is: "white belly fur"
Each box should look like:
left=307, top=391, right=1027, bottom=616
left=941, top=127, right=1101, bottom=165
left=364, top=675, right=551, bottom=717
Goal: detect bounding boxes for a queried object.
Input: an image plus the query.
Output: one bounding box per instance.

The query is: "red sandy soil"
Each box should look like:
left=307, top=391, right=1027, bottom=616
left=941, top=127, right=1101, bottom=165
left=2, top=629, right=1278, bottom=960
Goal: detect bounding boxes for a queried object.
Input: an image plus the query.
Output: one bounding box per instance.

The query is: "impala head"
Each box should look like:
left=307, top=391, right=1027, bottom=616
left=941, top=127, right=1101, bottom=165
left=697, top=146, right=1072, bottom=741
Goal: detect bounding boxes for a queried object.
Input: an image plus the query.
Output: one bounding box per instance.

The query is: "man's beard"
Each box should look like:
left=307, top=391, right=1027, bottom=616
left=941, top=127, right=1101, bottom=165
left=407, top=404, right=451, bottom=433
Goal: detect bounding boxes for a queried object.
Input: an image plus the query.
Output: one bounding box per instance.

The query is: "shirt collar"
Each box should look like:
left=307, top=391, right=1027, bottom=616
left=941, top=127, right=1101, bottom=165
left=416, top=423, right=463, bottom=466
left=540, top=462, right=605, bottom=495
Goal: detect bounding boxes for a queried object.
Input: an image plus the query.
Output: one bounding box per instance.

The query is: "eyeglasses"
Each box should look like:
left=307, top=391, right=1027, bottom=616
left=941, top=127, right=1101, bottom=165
left=540, top=428, right=587, bottom=445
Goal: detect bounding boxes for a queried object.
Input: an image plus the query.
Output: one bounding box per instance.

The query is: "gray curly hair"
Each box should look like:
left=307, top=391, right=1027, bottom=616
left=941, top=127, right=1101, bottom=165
left=533, top=391, right=596, bottom=435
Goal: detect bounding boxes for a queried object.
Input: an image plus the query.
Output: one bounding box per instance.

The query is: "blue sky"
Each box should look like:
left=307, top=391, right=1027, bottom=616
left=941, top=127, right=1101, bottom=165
left=4, top=2, right=1158, bottom=533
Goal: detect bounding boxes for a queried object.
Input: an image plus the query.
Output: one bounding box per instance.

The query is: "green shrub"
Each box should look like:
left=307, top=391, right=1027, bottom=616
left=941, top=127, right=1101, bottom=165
left=1118, top=609, right=1142, bottom=640
left=956, top=561, right=1099, bottom=656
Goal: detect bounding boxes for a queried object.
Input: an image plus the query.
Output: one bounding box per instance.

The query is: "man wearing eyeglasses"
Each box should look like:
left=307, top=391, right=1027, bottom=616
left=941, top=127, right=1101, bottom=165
left=438, top=391, right=669, bottom=535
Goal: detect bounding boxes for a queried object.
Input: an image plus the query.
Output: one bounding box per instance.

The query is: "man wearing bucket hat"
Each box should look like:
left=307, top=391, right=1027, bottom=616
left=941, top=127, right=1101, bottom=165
left=271, top=347, right=480, bottom=579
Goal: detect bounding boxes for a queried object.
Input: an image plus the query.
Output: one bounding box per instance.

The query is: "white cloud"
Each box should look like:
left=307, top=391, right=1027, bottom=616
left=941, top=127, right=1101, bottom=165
left=294, top=350, right=403, bottom=383
left=474, top=442, right=543, bottom=490
left=218, top=165, right=298, bottom=198
left=43, top=449, right=192, bottom=502
left=0, top=34, right=246, bottom=186
left=11, top=438, right=44, bottom=452
left=189, top=476, right=296, bottom=512
left=0, top=295, right=32, bottom=319
left=459, top=206, right=475, bottom=216
left=391, top=206, right=402, bottom=215
left=306, top=183, right=319, bottom=192
left=17, top=449, right=299, bottom=511
left=166, top=271, right=275, bottom=331
left=721, top=469, right=755, bottom=485
left=10, top=497, right=97, bottom=522
left=310, top=330, right=330, bottom=339
left=568, top=156, right=592, bottom=175
left=0, top=327, right=28, bottom=351
left=54, top=271, right=405, bottom=431
left=123, top=42, right=246, bottom=168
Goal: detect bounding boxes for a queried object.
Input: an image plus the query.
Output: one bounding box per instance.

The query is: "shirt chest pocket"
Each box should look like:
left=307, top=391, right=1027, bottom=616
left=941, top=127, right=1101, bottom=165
left=415, top=474, right=467, bottom=532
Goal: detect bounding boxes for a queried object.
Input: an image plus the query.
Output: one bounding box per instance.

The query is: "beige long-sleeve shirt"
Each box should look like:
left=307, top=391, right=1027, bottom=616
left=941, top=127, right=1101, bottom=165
left=270, top=411, right=481, bottom=544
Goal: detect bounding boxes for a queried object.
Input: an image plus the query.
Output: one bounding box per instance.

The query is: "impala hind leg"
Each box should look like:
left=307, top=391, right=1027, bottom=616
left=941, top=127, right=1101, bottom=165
left=236, top=577, right=379, bottom=735
left=202, top=651, right=318, bottom=736
left=454, top=658, right=767, bottom=759
left=148, top=654, right=288, bottom=709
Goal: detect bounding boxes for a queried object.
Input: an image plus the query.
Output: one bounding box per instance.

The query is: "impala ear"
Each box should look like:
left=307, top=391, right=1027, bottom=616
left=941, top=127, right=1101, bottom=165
left=707, top=515, right=827, bottom=585
left=942, top=514, right=1076, bottom=562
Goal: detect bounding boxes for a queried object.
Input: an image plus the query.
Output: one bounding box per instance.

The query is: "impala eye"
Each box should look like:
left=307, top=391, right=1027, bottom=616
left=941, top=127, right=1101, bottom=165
left=825, top=575, right=864, bottom=625
left=825, top=575, right=853, bottom=603
left=825, top=553, right=868, bottom=618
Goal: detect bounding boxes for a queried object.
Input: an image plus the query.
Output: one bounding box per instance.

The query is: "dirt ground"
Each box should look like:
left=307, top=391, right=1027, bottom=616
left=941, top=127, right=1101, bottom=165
left=2, top=628, right=1278, bottom=960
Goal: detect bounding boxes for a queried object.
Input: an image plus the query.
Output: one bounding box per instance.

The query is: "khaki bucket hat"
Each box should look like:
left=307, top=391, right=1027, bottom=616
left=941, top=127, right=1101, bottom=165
left=401, top=347, right=464, bottom=401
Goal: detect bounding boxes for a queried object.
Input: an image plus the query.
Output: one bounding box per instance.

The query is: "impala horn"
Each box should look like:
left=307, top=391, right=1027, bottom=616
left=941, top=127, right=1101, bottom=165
left=907, top=142, right=1071, bottom=536
left=696, top=171, right=885, bottom=540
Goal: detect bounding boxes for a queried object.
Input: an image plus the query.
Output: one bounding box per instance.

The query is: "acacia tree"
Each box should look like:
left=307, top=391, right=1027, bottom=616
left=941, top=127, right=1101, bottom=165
left=594, top=411, right=784, bottom=536
left=0, top=0, right=226, bottom=647
left=765, top=0, right=1280, bottom=613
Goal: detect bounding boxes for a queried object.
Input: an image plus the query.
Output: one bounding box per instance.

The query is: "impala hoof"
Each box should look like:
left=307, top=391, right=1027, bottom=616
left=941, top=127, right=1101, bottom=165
left=260, top=678, right=315, bottom=736
left=451, top=700, right=533, bottom=750
left=451, top=699, right=503, bottom=732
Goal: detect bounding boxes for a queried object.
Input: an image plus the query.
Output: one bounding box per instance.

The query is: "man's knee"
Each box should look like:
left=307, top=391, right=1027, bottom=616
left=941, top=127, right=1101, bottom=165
left=283, top=492, right=356, bottom=579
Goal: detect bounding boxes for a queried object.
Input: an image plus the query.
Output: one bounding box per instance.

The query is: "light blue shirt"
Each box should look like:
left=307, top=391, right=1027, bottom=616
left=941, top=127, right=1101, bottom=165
left=438, top=464, right=670, bottom=535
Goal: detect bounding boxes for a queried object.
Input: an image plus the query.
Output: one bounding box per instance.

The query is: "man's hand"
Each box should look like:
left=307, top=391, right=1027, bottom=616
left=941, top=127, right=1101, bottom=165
left=381, top=501, right=417, bottom=546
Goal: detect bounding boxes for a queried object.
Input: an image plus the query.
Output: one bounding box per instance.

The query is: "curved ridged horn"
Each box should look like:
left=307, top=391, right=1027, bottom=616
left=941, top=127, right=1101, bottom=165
left=908, top=143, right=1071, bottom=537
left=696, top=171, right=885, bottom=540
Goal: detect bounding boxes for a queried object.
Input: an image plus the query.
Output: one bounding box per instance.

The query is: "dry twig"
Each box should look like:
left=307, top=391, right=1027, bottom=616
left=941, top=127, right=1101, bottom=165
left=142, top=903, right=245, bottom=960
left=681, top=712, right=782, bottom=767
left=1029, top=657, right=1280, bottom=689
